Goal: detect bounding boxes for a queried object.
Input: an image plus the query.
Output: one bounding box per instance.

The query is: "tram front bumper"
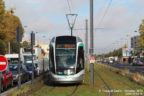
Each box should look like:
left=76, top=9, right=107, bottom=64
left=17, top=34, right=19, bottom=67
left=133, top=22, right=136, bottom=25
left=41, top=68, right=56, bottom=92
left=50, top=71, right=84, bottom=84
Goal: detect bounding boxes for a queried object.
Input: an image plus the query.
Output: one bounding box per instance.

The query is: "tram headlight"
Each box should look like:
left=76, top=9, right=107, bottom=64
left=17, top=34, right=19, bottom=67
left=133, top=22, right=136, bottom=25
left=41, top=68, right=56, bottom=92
left=68, top=69, right=75, bottom=75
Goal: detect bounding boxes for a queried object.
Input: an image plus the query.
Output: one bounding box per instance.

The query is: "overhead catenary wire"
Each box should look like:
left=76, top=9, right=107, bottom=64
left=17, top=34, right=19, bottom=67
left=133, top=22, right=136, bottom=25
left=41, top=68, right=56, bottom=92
left=97, top=0, right=112, bottom=27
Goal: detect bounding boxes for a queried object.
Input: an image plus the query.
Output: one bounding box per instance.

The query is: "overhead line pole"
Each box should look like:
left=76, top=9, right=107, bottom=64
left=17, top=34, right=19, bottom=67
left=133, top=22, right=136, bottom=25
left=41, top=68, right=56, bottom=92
left=90, top=0, right=94, bottom=55
left=85, top=19, right=89, bottom=72
left=90, top=0, right=94, bottom=86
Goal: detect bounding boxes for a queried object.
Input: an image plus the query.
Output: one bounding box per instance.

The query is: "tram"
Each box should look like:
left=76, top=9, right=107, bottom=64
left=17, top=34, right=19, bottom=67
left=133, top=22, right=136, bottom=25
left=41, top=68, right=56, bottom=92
left=49, top=36, right=85, bottom=84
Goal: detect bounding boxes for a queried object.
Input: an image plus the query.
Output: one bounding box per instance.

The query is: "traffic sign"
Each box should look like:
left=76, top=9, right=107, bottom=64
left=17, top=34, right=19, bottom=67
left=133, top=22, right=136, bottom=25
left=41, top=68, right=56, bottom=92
left=90, top=56, right=95, bottom=64
left=0, top=56, right=8, bottom=72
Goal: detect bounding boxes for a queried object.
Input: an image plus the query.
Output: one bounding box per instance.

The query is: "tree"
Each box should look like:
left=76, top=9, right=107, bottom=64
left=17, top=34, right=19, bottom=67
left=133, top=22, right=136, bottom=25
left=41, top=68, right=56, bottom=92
left=0, top=0, right=6, bottom=40
left=138, top=19, right=144, bottom=50
left=41, top=49, right=45, bottom=56
left=0, top=0, right=24, bottom=54
left=0, top=39, right=6, bottom=55
left=0, top=0, right=24, bottom=43
left=123, top=44, right=127, bottom=48
left=4, top=12, right=24, bottom=43
left=10, top=40, right=18, bottom=53
left=21, top=41, right=31, bottom=48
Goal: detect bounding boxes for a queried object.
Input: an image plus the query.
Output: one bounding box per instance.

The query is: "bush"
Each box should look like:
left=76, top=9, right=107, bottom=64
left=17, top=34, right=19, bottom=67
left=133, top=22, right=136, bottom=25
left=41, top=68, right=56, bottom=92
left=115, top=69, right=129, bottom=76
left=130, top=72, right=144, bottom=83
left=0, top=39, right=6, bottom=55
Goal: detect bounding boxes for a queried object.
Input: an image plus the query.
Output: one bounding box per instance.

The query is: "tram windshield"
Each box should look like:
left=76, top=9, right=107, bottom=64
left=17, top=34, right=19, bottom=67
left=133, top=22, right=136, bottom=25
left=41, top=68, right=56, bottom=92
left=56, top=48, right=76, bottom=69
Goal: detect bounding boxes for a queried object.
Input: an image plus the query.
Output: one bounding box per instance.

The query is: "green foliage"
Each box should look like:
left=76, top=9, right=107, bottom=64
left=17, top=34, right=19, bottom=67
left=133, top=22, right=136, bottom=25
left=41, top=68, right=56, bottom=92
left=41, top=49, right=45, bottom=55
left=0, top=39, right=6, bottom=55
left=21, top=41, right=31, bottom=48
left=4, top=13, right=24, bottom=42
left=139, top=19, right=144, bottom=50
left=0, top=0, right=6, bottom=40
left=123, top=44, right=127, bottom=48
left=0, top=0, right=24, bottom=54
left=98, top=48, right=122, bottom=58
left=10, top=40, right=18, bottom=53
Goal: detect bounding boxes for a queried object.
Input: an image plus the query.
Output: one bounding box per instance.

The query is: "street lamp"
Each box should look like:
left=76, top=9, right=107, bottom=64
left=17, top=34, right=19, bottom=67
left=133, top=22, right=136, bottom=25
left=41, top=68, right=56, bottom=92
left=66, top=13, right=78, bottom=36
left=35, top=32, right=39, bottom=46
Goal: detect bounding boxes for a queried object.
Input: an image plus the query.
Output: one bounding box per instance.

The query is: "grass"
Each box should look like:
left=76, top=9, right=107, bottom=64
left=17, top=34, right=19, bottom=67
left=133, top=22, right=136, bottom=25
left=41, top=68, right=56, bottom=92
left=9, top=84, right=30, bottom=96
left=98, top=63, right=144, bottom=87
left=95, top=63, right=144, bottom=96
left=9, top=63, right=144, bottom=96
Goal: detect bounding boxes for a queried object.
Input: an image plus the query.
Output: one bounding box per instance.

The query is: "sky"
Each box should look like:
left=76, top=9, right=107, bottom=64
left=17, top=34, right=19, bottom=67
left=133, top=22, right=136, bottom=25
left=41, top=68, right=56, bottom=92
left=4, top=0, right=144, bottom=54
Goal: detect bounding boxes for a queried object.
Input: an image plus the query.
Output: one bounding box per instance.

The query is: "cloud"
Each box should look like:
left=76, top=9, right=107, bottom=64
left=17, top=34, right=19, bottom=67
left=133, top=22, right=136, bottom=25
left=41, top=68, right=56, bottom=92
left=4, top=0, right=144, bottom=54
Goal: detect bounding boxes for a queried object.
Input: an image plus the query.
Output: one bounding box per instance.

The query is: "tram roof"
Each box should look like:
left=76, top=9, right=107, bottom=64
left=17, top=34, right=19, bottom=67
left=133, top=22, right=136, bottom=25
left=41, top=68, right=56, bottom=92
left=50, top=35, right=83, bottom=44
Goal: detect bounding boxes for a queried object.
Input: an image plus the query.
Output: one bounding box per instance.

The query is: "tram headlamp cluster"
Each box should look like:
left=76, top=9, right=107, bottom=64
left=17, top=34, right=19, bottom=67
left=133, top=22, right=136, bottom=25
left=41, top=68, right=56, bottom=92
left=67, top=69, right=75, bottom=75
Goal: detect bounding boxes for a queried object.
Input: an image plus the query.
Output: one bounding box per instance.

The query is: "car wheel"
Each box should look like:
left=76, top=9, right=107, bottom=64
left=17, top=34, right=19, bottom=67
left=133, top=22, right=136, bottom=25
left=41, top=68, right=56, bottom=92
left=27, top=75, right=29, bottom=81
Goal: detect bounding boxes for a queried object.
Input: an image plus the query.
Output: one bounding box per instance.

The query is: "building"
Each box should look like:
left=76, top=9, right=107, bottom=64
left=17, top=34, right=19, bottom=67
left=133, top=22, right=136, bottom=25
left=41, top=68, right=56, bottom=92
left=22, top=40, right=49, bottom=54
left=131, top=36, right=140, bottom=51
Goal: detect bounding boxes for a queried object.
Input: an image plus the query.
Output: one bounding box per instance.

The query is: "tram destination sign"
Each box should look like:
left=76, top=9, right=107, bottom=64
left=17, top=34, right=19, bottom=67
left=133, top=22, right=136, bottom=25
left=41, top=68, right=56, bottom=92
left=56, top=44, right=76, bottom=48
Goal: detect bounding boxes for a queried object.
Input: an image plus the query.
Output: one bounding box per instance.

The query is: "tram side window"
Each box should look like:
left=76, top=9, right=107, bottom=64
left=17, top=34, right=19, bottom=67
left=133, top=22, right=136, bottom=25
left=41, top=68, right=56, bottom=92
left=49, top=46, right=55, bottom=73
left=76, top=46, right=84, bottom=73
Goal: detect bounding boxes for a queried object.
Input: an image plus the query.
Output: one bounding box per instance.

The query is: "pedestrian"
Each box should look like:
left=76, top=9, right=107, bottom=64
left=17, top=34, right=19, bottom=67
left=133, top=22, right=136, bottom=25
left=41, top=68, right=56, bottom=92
left=128, top=57, right=131, bottom=64
left=123, top=58, right=125, bottom=63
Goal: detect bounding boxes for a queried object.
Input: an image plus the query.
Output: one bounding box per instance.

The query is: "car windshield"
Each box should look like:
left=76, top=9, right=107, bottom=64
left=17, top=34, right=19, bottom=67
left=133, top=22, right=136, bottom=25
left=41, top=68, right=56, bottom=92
left=135, top=58, right=144, bottom=62
left=140, top=58, right=144, bottom=62
left=24, top=56, right=32, bottom=61
left=56, top=48, right=76, bottom=69
left=9, top=65, right=18, bottom=71
left=7, top=58, right=19, bottom=64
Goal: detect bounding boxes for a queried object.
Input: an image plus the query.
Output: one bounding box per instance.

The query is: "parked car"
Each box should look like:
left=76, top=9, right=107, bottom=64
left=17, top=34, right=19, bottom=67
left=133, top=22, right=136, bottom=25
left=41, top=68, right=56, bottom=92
left=24, top=63, right=38, bottom=78
left=0, top=74, right=4, bottom=92
left=132, top=58, right=144, bottom=66
left=9, top=64, right=29, bottom=83
left=108, top=59, right=114, bottom=64
left=1, top=66, right=13, bottom=91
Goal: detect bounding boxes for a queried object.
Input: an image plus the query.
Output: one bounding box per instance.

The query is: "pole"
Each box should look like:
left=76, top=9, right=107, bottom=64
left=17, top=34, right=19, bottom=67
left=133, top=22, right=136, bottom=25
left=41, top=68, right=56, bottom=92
left=127, top=39, right=128, bottom=48
left=18, top=38, right=21, bottom=89
left=31, top=32, right=34, bottom=84
left=90, top=0, right=94, bottom=86
left=71, top=27, right=73, bottom=36
left=0, top=72, right=2, bottom=93
left=90, top=0, right=94, bottom=55
left=32, top=44, right=34, bottom=83
left=8, top=42, right=10, bottom=54
left=85, top=19, right=89, bottom=72
left=43, top=58, right=44, bottom=73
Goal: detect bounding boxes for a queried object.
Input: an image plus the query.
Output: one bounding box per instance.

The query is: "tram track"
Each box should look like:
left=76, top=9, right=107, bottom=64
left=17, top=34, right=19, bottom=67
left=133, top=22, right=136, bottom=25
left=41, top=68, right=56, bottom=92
left=95, top=70, right=112, bottom=96
left=48, top=86, right=55, bottom=92
left=105, top=67, right=143, bottom=96
left=69, top=84, right=79, bottom=96
left=102, top=65, right=143, bottom=96
left=114, top=78, right=142, bottom=96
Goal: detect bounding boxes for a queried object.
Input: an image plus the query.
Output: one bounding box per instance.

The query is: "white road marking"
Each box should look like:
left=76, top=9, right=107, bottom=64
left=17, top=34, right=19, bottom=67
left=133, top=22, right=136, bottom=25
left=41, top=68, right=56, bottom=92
left=0, top=62, right=6, bottom=65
